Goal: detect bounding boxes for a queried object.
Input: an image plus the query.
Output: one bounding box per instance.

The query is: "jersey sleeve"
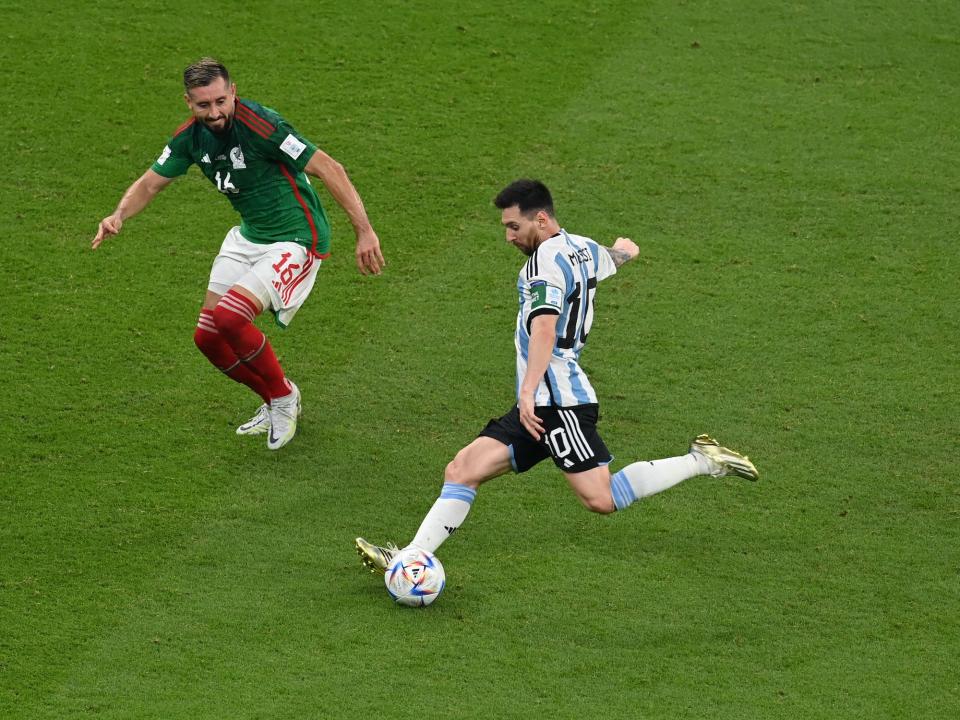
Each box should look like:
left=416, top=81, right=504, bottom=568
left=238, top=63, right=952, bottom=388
left=250, top=117, right=319, bottom=173
left=150, top=131, right=193, bottom=178
left=522, top=250, right=567, bottom=333
left=591, top=240, right=618, bottom=282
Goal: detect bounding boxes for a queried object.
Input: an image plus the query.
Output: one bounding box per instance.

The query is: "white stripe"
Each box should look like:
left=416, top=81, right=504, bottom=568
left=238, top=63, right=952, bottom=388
left=566, top=410, right=595, bottom=460
left=564, top=410, right=594, bottom=459
left=559, top=409, right=594, bottom=461
left=197, top=317, right=218, bottom=332
left=558, top=410, right=587, bottom=461
left=220, top=295, right=256, bottom=321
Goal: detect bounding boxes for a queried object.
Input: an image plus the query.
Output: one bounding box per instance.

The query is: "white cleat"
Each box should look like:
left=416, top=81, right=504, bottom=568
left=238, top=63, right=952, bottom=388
left=690, top=434, right=759, bottom=481
left=267, top=381, right=301, bottom=451
left=236, top=404, right=270, bottom=435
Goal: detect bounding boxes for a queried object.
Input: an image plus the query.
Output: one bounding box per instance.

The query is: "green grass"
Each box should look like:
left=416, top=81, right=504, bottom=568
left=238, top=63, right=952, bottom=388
left=2, top=1, right=958, bottom=718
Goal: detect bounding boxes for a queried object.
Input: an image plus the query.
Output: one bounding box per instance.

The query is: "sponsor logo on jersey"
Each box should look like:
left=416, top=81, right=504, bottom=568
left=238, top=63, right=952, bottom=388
left=280, top=133, right=307, bottom=160
left=201, top=153, right=211, bottom=164
left=156, top=145, right=172, bottom=165
left=230, top=146, right=246, bottom=170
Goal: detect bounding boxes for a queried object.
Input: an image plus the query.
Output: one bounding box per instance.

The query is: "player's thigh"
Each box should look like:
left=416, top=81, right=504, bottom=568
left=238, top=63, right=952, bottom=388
left=202, top=290, right=222, bottom=311
left=208, top=227, right=256, bottom=297
left=563, top=465, right=615, bottom=514
left=445, top=436, right=514, bottom=489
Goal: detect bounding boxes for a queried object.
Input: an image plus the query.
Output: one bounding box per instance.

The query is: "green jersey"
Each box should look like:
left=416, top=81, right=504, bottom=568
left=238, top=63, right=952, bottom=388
left=151, top=98, right=331, bottom=256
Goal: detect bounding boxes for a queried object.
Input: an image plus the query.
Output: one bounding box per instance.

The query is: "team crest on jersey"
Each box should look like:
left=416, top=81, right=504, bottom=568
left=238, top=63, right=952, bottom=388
left=230, top=146, right=246, bottom=170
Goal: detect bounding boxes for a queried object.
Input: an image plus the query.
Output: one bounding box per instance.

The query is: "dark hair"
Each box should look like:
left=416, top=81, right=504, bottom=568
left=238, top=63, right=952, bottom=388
left=494, top=179, right=555, bottom=217
left=183, top=58, right=231, bottom=92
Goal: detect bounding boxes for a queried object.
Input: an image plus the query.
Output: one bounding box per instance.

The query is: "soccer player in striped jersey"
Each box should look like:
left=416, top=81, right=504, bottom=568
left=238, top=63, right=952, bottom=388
left=356, top=179, right=757, bottom=574
left=93, top=58, right=384, bottom=450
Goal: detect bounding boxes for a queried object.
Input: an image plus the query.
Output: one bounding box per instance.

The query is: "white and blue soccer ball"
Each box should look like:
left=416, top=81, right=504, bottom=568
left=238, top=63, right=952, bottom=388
left=384, top=547, right=445, bottom=607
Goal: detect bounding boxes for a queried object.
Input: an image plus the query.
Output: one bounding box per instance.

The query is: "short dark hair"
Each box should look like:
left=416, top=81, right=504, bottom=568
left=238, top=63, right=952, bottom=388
left=494, top=179, right=555, bottom=217
left=183, top=58, right=231, bottom=92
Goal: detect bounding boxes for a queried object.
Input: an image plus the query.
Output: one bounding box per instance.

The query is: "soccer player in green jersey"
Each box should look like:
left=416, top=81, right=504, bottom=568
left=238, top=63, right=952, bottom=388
left=93, top=58, right=384, bottom=450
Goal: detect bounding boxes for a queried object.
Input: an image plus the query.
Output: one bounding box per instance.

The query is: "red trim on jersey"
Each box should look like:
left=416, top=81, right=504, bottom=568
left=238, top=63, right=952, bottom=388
left=236, top=103, right=274, bottom=139
left=237, top=100, right=275, bottom=132
left=173, top=117, right=196, bottom=136
left=278, top=164, right=321, bottom=256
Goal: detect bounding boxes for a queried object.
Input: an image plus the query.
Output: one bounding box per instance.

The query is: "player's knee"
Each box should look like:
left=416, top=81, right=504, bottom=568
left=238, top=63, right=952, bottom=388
left=578, top=491, right=616, bottom=515
left=194, top=325, right=210, bottom=351
left=444, top=454, right=480, bottom=490
left=211, top=301, right=245, bottom=335
left=444, top=456, right=466, bottom=485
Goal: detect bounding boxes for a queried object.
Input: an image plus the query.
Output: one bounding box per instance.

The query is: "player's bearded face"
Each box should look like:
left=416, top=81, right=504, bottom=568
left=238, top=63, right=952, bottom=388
left=185, top=79, right=237, bottom=133
left=501, top=207, right=541, bottom=256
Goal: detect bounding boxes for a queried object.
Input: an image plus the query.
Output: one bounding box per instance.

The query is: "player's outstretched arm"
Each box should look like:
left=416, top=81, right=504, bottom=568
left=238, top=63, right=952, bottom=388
left=304, top=148, right=384, bottom=276
left=92, top=169, right=173, bottom=249
left=604, top=237, right=639, bottom=268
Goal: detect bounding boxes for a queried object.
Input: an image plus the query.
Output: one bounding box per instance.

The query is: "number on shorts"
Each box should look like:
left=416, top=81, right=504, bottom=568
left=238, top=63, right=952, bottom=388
left=271, top=252, right=300, bottom=287
left=545, top=427, right=572, bottom=460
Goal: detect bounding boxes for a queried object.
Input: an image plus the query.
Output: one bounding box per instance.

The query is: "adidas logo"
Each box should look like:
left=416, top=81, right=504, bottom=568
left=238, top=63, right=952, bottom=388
left=444, top=525, right=458, bottom=536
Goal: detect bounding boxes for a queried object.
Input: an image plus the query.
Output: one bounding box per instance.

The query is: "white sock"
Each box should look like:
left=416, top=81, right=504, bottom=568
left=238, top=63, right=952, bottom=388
left=409, top=483, right=477, bottom=553
left=609, top=453, right=710, bottom=510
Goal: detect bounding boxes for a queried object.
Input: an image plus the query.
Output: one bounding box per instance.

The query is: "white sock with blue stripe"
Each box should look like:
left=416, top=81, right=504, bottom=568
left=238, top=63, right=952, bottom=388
left=410, top=482, right=477, bottom=553
left=610, top=453, right=710, bottom=511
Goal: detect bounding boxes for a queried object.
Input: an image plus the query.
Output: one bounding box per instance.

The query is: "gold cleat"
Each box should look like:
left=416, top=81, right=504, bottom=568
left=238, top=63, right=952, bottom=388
left=355, top=537, right=399, bottom=574
left=690, top=434, right=759, bottom=481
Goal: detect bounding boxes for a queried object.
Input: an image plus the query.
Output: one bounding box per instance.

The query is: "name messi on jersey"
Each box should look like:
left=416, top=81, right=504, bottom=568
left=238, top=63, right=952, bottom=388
left=567, top=247, right=591, bottom=266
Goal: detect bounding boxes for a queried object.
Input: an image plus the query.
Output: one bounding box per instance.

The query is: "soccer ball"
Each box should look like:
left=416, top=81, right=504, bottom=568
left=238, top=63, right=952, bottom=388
left=384, top=547, right=445, bottom=607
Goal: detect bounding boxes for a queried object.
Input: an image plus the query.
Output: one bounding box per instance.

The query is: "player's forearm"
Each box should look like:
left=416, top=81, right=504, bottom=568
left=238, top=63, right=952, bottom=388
left=113, top=171, right=164, bottom=221
left=604, top=237, right=640, bottom=268
left=309, top=155, right=374, bottom=234
left=604, top=244, right=634, bottom=268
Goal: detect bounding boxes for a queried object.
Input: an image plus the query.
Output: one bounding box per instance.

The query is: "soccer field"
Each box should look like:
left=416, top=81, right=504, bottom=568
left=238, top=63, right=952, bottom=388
left=2, top=1, right=957, bottom=718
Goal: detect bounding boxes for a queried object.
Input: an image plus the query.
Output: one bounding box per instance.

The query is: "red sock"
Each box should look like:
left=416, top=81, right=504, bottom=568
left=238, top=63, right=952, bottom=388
left=212, top=291, right=290, bottom=400
left=194, top=309, right=271, bottom=403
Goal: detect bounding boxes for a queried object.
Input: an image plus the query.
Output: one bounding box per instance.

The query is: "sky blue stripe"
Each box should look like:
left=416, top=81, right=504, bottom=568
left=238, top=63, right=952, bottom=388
left=566, top=359, right=590, bottom=405
left=610, top=470, right=636, bottom=511
left=440, top=482, right=477, bottom=504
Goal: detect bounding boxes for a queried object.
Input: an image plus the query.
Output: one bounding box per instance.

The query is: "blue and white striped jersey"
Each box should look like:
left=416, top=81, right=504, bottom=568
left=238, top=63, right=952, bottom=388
left=515, top=229, right=617, bottom=406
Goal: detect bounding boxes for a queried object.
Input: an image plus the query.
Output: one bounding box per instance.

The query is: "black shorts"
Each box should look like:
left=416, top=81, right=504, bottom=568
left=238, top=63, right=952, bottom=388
left=478, top=404, right=612, bottom=474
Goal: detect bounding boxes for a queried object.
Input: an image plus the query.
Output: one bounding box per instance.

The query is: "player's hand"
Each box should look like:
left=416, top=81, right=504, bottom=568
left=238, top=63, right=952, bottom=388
left=355, top=228, right=385, bottom=275
left=612, top=236, right=639, bottom=260
left=92, top=214, right=123, bottom=249
left=518, top=394, right=544, bottom=440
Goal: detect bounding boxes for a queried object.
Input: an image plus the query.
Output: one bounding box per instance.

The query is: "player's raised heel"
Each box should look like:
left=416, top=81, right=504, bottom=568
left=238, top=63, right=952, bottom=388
left=355, top=537, right=398, bottom=574
left=267, top=381, right=301, bottom=450
left=690, top=434, right=759, bottom=481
